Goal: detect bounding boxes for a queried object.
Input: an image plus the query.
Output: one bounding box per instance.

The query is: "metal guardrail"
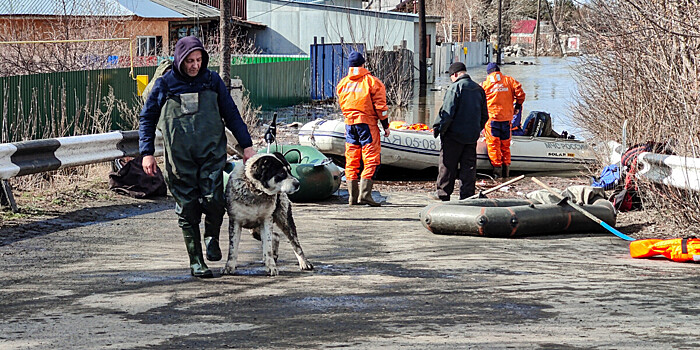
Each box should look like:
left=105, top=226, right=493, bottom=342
left=0, top=130, right=163, bottom=212
left=0, top=130, right=163, bottom=180
left=637, top=152, right=700, bottom=192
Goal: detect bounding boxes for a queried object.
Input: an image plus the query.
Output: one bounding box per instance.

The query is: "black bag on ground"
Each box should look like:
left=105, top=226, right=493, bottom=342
left=109, top=156, right=167, bottom=198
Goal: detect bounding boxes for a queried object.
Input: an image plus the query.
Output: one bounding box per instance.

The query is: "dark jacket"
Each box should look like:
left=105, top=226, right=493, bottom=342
left=433, top=74, right=489, bottom=144
left=138, top=36, right=253, bottom=156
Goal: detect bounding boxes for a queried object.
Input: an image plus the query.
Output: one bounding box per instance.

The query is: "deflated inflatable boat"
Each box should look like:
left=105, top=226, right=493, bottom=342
left=419, top=197, right=616, bottom=237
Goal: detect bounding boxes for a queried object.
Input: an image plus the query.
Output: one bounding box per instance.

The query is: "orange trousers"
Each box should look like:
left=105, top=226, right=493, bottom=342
left=484, top=120, right=511, bottom=167
left=345, top=123, right=382, bottom=180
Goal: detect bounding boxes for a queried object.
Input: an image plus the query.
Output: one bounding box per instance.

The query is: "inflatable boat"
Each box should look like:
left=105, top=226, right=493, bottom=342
left=419, top=197, right=616, bottom=237
left=299, top=119, right=597, bottom=172
left=264, top=145, right=342, bottom=202
left=224, top=145, right=342, bottom=203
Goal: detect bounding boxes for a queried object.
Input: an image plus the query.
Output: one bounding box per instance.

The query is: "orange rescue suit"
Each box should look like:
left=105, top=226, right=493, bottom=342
left=630, top=238, right=700, bottom=262
left=481, top=72, right=526, bottom=167
left=336, top=67, right=389, bottom=180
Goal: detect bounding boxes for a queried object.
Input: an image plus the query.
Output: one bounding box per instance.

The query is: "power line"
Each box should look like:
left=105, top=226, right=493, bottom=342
left=248, top=0, right=293, bottom=20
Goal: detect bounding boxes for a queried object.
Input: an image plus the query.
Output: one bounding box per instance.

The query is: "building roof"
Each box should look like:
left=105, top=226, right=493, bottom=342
left=249, top=0, right=440, bottom=23
left=0, top=0, right=133, bottom=16
left=512, top=20, right=536, bottom=34
left=0, top=0, right=217, bottom=19
left=150, top=0, right=219, bottom=18
left=117, top=0, right=186, bottom=18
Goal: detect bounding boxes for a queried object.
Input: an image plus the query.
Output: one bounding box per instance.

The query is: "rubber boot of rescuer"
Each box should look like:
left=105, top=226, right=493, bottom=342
left=348, top=179, right=360, bottom=206
left=359, top=178, right=381, bottom=207
left=203, top=226, right=222, bottom=262
left=502, top=165, right=510, bottom=178
left=182, top=224, right=213, bottom=278
left=492, top=166, right=502, bottom=180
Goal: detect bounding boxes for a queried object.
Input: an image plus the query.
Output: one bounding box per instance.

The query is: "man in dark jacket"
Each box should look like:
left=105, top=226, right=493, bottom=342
left=139, top=36, right=255, bottom=277
left=432, top=62, right=489, bottom=201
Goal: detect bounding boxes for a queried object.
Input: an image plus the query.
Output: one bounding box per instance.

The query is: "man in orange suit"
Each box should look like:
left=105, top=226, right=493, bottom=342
left=336, top=51, right=390, bottom=206
left=481, top=62, right=526, bottom=178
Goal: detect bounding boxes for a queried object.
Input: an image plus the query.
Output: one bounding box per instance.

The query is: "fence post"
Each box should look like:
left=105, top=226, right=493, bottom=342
left=0, top=179, right=18, bottom=213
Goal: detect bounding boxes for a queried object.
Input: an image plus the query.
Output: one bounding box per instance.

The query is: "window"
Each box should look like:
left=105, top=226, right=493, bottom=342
left=137, top=36, right=162, bottom=56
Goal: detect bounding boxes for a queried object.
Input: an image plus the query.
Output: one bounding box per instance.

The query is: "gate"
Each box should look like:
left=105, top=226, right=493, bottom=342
left=310, top=38, right=365, bottom=100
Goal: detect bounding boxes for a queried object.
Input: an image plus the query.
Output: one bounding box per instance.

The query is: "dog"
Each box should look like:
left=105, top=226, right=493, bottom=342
left=222, top=152, right=314, bottom=276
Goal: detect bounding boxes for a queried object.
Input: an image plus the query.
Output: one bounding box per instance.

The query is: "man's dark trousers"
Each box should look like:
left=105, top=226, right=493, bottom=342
left=437, top=136, right=477, bottom=200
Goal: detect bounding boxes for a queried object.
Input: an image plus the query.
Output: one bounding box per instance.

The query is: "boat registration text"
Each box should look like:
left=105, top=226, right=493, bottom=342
left=382, top=134, right=438, bottom=150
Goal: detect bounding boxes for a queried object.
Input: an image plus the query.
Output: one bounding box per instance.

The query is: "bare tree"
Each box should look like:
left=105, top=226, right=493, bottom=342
left=0, top=0, right=142, bottom=76
left=572, top=0, right=700, bottom=228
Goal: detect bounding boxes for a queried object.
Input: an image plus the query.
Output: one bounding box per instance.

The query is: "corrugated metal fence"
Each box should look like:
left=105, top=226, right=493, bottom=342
left=435, top=41, right=491, bottom=75
left=0, top=66, right=157, bottom=143
left=0, top=58, right=310, bottom=142
left=310, top=43, right=365, bottom=100
left=230, top=59, right=310, bottom=108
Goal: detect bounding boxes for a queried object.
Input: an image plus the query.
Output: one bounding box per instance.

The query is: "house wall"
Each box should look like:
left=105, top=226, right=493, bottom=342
left=511, top=33, right=534, bottom=46
left=0, top=17, right=172, bottom=53
left=435, top=41, right=490, bottom=74
left=247, top=0, right=437, bottom=81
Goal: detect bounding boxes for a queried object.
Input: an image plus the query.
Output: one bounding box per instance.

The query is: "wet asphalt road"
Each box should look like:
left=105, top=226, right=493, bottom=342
left=1, top=192, right=699, bottom=349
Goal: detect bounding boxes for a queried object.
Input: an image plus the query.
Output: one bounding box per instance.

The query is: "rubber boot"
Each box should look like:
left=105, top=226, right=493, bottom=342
left=348, top=180, right=359, bottom=206
left=182, top=224, right=213, bottom=278
left=493, top=166, right=502, bottom=180
left=359, top=178, right=381, bottom=207
left=502, top=165, right=510, bottom=178
left=203, top=222, right=222, bottom=262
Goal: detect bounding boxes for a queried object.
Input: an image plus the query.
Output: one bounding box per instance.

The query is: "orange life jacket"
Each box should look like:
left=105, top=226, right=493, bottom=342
left=481, top=72, right=526, bottom=122
left=389, top=121, right=431, bottom=131
left=336, top=67, right=389, bottom=126
left=630, top=238, right=700, bottom=262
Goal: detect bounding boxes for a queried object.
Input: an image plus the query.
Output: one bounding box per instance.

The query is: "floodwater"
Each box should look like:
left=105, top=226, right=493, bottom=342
left=401, top=56, right=585, bottom=138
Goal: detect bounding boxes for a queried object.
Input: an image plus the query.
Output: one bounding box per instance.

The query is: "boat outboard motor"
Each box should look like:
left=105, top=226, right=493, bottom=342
left=523, top=111, right=558, bottom=137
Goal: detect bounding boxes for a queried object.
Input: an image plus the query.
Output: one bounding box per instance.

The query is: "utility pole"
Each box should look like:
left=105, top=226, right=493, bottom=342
left=497, top=0, right=502, bottom=64
left=418, top=0, right=427, bottom=85
left=220, top=0, right=231, bottom=90
left=534, top=0, right=541, bottom=57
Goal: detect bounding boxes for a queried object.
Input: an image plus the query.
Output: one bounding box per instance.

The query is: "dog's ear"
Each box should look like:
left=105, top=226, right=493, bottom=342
left=250, top=154, right=284, bottom=183
left=271, top=152, right=291, bottom=168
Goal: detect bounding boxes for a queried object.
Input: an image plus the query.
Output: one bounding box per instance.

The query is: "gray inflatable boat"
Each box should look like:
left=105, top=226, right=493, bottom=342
left=419, top=197, right=616, bottom=238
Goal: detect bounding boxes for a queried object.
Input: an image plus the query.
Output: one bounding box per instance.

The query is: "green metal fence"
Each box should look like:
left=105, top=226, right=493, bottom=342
left=231, top=54, right=309, bottom=65
left=0, top=58, right=311, bottom=142
left=229, top=60, right=310, bottom=108
left=0, top=66, right=156, bottom=142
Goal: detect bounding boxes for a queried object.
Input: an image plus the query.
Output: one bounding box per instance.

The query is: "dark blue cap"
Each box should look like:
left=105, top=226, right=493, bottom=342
left=348, top=51, right=365, bottom=67
left=486, top=62, right=499, bottom=74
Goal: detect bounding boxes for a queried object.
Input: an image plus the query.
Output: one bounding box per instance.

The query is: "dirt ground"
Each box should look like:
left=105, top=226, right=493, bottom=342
left=1, top=124, right=698, bottom=349
left=2, top=174, right=700, bottom=349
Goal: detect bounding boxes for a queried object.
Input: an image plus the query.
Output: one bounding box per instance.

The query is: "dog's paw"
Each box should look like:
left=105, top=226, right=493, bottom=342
left=299, top=261, right=314, bottom=271
left=266, top=265, right=279, bottom=276
left=221, top=265, right=237, bottom=275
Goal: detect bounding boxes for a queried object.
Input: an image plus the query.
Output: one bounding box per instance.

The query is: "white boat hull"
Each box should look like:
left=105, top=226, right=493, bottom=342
left=299, top=119, right=596, bottom=172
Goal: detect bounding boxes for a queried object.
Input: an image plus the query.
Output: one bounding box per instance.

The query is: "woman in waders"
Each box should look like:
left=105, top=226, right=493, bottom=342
left=139, top=36, right=256, bottom=277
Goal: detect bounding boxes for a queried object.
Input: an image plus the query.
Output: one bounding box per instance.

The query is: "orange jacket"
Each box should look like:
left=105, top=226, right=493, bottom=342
left=481, top=72, right=526, bottom=122
left=630, top=238, right=700, bottom=262
left=336, top=67, right=389, bottom=126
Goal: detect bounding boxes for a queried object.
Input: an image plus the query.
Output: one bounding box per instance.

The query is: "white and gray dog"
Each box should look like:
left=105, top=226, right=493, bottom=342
left=223, top=152, right=314, bottom=276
